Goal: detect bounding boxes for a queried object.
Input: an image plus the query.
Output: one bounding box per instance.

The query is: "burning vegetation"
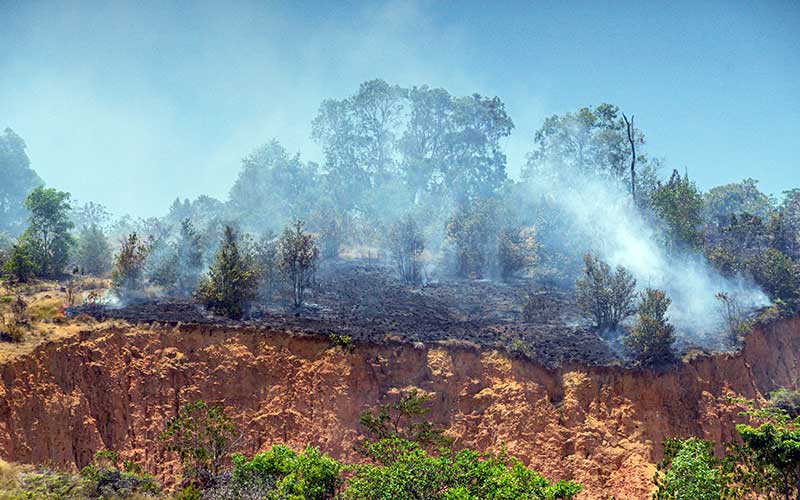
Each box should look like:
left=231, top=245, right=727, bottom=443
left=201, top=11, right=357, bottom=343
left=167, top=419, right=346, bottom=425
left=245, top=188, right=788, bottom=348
left=1, top=84, right=799, bottom=371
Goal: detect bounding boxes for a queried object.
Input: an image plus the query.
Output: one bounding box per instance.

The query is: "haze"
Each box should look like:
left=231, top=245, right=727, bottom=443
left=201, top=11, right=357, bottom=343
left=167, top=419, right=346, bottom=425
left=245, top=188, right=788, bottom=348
left=1, top=0, right=798, bottom=218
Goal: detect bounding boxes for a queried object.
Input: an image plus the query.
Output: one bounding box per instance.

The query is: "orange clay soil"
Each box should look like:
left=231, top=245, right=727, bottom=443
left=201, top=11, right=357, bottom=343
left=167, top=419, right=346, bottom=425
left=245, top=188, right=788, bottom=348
left=0, top=316, right=798, bottom=500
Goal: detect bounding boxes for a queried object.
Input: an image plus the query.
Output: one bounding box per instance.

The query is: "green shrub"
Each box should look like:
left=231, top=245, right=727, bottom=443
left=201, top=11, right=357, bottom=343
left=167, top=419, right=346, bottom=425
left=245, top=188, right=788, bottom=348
left=345, top=440, right=582, bottom=500
left=652, top=437, right=724, bottom=500
left=767, top=387, right=800, bottom=418
left=625, top=288, right=676, bottom=367
left=196, top=226, right=259, bottom=319
left=575, top=253, right=637, bottom=331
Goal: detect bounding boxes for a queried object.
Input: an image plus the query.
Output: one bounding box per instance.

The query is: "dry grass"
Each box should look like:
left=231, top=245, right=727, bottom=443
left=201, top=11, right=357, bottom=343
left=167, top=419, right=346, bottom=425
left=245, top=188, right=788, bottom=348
left=0, top=459, right=25, bottom=490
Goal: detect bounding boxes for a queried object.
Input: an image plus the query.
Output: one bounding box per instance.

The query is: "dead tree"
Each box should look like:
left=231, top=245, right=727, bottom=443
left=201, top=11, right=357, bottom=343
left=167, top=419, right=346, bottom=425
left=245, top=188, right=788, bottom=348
left=622, top=112, right=636, bottom=204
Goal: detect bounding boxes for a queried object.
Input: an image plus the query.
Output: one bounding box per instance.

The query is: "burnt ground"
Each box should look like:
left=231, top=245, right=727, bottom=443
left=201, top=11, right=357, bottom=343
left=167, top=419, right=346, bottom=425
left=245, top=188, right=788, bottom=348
left=68, top=259, right=617, bottom=367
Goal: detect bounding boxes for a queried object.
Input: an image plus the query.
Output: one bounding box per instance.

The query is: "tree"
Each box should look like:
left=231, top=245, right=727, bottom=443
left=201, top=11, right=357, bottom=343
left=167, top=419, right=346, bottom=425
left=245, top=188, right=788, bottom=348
left=523, top=103, right=645, bottom=187
left=388, top=215, right=425, bottom=284
left=747, top=248, right=800, bottom=309
left=2, top=242, right=39, bottom=283
left=71, top=201, right=112, bottom=231
left=496, top=226, right=538, bottom=280
left=0, top=128, right=43, bottom=236
left=111, top=233, right=149, bottom=298
left=22, top=187, right=74, bottom=276
left=172, top=219, right=205, bottom=296
left=253, top=231, right=279, bottom=301
left=575, top=253, right=637, bottom=331
left=277, top=220, right=319, bottom=308
left=75, top=224, right=112, bottom=275
left=652, top=438, right=725, bottom=500
left=704, top=178, right=774, bottom=224
left=161, top=400, right=239, bottom=486
left=651, top=170, right=704, bottom=254
left=446, top=199, right=501, bottom=278
left=228, top=140, right=320, bottom=232
left=196, top=226, right=259, bottom=319
left=625, top=288, right=676, bottom=367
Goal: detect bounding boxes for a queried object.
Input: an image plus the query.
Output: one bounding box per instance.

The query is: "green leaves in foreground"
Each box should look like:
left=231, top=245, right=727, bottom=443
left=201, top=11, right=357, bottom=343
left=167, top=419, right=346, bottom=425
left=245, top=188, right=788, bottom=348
left=345, top=438, right=582, bottom=500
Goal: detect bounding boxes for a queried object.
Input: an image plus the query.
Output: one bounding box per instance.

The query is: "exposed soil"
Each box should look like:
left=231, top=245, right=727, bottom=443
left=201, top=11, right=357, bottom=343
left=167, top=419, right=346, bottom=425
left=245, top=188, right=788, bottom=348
left=0, top=316, right=797, bottom=500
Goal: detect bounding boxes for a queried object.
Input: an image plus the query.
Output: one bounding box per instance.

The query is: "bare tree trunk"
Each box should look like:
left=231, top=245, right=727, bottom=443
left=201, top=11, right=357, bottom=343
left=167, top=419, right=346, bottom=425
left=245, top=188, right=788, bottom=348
left=623, top=113, right=636, bottom=204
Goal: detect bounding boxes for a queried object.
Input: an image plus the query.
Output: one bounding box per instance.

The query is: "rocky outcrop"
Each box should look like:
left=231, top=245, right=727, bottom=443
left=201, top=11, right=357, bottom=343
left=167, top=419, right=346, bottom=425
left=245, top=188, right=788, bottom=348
left=0, top=317, right=798, bottom=499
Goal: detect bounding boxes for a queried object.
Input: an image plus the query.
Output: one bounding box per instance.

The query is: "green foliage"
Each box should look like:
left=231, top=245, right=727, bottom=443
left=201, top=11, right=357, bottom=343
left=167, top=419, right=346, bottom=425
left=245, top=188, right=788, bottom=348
left=2, top=242, right=39, bottom=283
left=227, top=445, right=343, bottom=500
left=171, top=219, right=205, bottom=296
left=653, top=437, right=724, bottom=500
left=173, top=484, right=201, bottom=500
left=575, top=253, right=637, bottom=331
left=446, top=199, right=501, bottom=279
left=253, top=231, right=279, bottom=301
left=228, top=140, right=320, bottom=233
left=345, top=440, right=582, bottom=500
left=747, top=248, right=800, bottom=308
left=0, top=128, right=43, bottom=236
left=111, top=233, right=149, bottom=298
left=496, top=226, right=538, bottom=280
left=625, top=288, right=676, bottom=367
left=768, top=387, right=800, bottom=419
left=328, top=333, right=353, bottom=350
left=22, top=187, right=74, bottom=277
left=388, top=215, right=425, bottom=284
left=277, top=220, right=319, bottom=308
left=76, top=224, right=112, bottom=276
left=358, top=390, right=452, bottom=463
left=523, top=103, right=646, bottom=190
left=196, top=226, right=259, bottom=319
left=704, top=178, right=774, bottom=222
left=651, top=170, right=704, bottom=254
left=79, top=453, right=161, bottom=499
left=160, top=400, right=239, bottom=485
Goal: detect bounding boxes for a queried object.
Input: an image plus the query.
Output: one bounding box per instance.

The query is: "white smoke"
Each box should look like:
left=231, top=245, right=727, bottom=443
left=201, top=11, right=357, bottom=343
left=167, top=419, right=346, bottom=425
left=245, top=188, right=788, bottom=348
left=527, top=171, right=769, bottom=350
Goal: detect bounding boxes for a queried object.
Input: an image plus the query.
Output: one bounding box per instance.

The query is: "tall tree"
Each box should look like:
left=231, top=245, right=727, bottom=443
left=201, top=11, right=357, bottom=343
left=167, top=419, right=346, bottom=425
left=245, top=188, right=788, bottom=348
left=277, top=220, right=319, bottom=307
left=523, top=103, right=645, bottom=187
left=651, top=170, right=705, bottom=254
left=22, top=187, right=74, bottom=277
left=228, top=140, right=319, bottom=232
left=0, top=128, right=43, bottom=235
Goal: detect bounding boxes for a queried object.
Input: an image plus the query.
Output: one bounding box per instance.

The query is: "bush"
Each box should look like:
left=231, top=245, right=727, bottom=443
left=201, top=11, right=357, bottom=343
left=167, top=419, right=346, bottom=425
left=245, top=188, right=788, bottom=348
left=653, top=437, right=724, bottom=500
left=575, top=253, right=637, bottom=331
left=196, top=226, right=259, bottom=319
left=747, top=248, right=800, bottom=309
left=767, top=387, right=800, bottom=418
left=228, top=446, right=342, bottom=500
left=496, top=226, right=538, bottom=280
left=625, top=288, right=676, bottom=367
left=111, top=233, right=149, bottom=299
left=445, top=199, right=499, bottom=279
left=387, top=215, right=425, bottom=284
left=2, top=243, right=38, bottom=283
left=277, top=221, right=319, bottom=308
left=160, top=400, right=239, bottom=485
left=345, top=441, right=582, bottom=500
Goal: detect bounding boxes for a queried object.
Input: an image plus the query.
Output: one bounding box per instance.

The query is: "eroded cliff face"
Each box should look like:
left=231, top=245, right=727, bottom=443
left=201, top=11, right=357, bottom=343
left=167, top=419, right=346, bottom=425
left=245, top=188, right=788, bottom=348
left=0, top=317, right=798, bottom=500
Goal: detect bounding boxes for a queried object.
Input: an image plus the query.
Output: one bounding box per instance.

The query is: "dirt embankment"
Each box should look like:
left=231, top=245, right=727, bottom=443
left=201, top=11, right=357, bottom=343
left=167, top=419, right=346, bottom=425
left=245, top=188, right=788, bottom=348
left=0, top=317, right=798, bottom=500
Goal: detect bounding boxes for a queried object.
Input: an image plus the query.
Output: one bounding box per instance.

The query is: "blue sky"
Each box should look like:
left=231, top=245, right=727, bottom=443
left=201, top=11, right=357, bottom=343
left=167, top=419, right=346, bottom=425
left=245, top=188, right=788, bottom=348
left=1, top=0, right=798, bottom=217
